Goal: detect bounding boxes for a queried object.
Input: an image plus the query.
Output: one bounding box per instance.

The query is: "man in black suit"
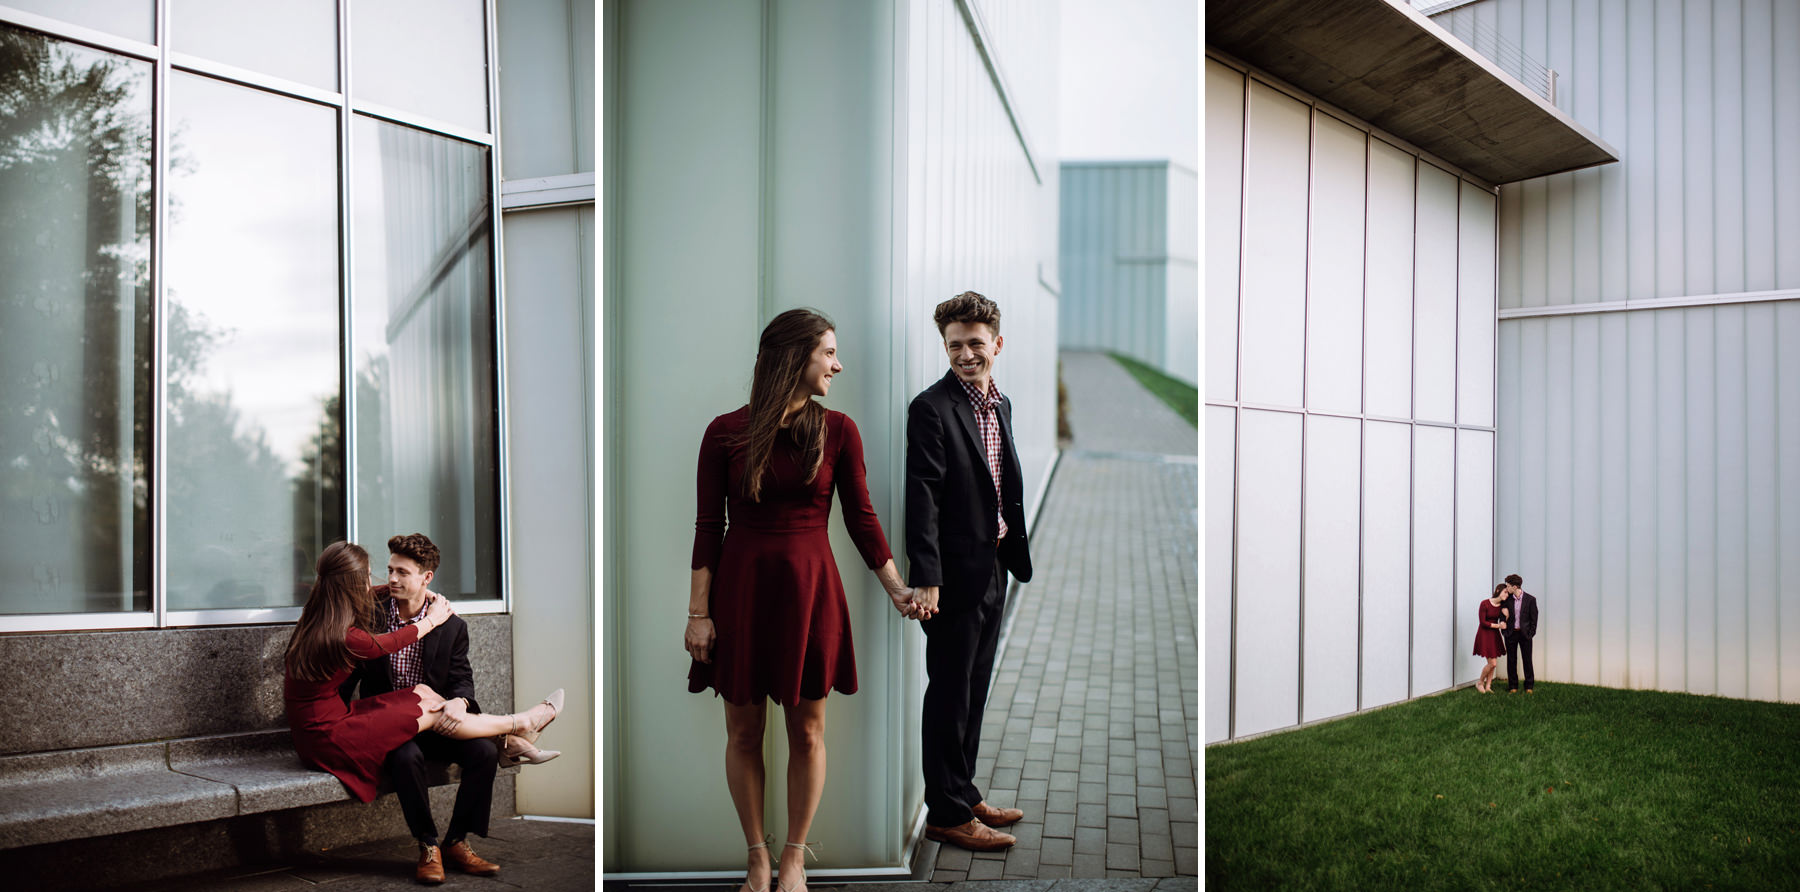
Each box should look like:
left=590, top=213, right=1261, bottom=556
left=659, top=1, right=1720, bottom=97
left=1502, top=572, right=1540, bottom=693
left=342, top=533, right=501, bottom=884
left=906, top=292, right=1034, bottom=852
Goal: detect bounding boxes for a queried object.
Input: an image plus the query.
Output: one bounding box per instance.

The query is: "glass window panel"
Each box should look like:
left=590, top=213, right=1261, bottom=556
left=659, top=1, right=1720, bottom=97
left=165, top=73, right=342, bottom=610
left=0, top=28, right=153, bottom=615
left=351, top=0, right=488, bottom=133
left=5, top=1, right=153, bottom=44
left=171, top=0, right=338, bottom=91
left=352, top=116, right=498, bottom=600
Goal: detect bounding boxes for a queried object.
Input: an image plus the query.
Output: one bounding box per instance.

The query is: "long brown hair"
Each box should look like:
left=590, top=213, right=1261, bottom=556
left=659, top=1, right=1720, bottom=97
left=284, top=541, right=377, bottom=682
left=1491, top=583, right=1509, bottom=601
left=737, top=308, right=833, bottom=501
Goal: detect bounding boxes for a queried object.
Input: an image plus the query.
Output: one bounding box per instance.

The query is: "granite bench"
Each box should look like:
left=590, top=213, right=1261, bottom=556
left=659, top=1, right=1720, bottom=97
left=0, top=729, right=517, bottom=850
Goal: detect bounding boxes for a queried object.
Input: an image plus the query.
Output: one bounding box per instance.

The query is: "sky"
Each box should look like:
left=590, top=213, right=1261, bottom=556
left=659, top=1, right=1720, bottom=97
left=1058, top=0, right=1200, bottom=171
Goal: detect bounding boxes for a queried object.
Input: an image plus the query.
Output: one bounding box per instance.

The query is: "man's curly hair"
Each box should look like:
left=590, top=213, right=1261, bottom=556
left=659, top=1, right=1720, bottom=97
left=387, top=533, right=440, bottom=574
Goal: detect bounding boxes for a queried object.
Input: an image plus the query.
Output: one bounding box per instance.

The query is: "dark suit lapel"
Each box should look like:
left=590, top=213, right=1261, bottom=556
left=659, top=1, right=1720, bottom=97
left=945, top=376, right=994, bottom=491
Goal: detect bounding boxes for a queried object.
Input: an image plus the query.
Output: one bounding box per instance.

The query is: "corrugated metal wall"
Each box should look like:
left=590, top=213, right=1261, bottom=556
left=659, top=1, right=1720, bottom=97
left=1204, top=55, right=1498, bottom=743
left=1445, top=0, right=1800, bottom=702
left=1436, top=0, right=1800, bottom=308
left=1057, top=159, right=1200, bottom=385
left=1498, top=304, right=1800, bottom=700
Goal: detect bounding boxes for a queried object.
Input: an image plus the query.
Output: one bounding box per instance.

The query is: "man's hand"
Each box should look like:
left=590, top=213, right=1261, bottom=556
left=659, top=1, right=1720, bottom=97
left=685, top=617, right=716, bottom=663
left=913, top=585, right=941, bottom=617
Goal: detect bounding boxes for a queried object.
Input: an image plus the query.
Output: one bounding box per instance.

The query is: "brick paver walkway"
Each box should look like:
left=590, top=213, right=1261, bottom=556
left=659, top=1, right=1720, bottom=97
left=923, top=352, right=1199, bottom=880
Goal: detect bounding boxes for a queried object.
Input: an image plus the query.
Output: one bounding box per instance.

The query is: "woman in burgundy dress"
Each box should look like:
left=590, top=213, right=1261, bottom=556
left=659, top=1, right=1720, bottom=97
left=284, top=541, right=564, bottom=804
left=685, top=309, right=924, bottom=892
left=1473, top=582, right=1510, bottom=693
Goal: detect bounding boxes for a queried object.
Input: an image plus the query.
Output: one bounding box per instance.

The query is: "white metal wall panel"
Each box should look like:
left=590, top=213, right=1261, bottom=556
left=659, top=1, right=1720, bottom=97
left=1166, top=165, right=1199, bottom=385
left=1304, top=114, right=1365, bottom=417
left=1413, top=164, right=1458, bottom=424
left=1206, top=58, right=1500, bottom=738
left=1499, top=302, right=1800, bottom=703
left=1206, top=406, right=1235, bottom=743
left=1596, top=311, right=1630, bottom=689
left=1454, top=429, right=1494, bottom=686
left=1234, top=409, right=1302, bottom=737
left=1745, top=303, right=1780, bottom=702
left=1780, top=303, right=1800, bottom=703
left=1205, top=58, right=1242, bottom=403
left=1238, top=82, right=1309, bottom=408
left=1364, top=140, right=1415, bottom=421
left=1714, top=305, right=1748, bottom=699
left=1653, top=311, right=1684, bottom=691
left=1624, top=311, right=1657, bottom=690
left=1411, top=426, right=1455, bottom=695
left=1683, top=308, right=1717, bottom=695
left=1462, top=0, right=1800, bottom=308
left=1542, top=317, right=1571, bottom=683
left=1361, top=421, right=1411, bottom=709
left=1568, top=315, right=1601, bottom=686
left=1457, top=182, right=1495, bottom=427
left=1302, top=415, right=1360, bottom=722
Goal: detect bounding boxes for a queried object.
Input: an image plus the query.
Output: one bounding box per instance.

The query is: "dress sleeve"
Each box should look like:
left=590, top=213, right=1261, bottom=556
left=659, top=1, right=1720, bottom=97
left=691, top=415, right=729, bottom=572
left=346, top=624, right=420, bottom=660
left=834, top=413, right=894, bottom=569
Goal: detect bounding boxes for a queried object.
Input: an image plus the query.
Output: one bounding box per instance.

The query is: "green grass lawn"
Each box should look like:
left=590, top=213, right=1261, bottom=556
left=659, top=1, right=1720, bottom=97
left=1207, top=682, right=1800, bottom=891
left=1109, top=351, right=1197, bottom=427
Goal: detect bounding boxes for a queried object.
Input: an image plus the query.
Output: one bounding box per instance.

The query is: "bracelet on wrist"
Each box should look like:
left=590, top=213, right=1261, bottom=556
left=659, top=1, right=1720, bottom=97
left=688, top=612, right=708, bottom=619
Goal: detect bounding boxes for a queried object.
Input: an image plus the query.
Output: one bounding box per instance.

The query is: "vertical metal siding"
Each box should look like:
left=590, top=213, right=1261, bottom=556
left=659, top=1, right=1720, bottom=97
left=1205, top=56, right=1499, bottom=740
left=1058, top=161, right=1181, bottom=373
left=1466, top=0, right=1800, bottom=704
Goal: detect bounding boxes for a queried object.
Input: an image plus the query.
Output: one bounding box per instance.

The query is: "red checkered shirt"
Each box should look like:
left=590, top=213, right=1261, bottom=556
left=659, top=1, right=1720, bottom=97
left=958, top=377, right=1009, bottom=539
left=385, top=596, right=427, bottom=689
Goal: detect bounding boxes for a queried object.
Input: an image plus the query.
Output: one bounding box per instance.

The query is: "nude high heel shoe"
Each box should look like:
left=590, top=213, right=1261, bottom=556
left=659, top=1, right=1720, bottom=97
left=499, top=689, right=565, bottom=766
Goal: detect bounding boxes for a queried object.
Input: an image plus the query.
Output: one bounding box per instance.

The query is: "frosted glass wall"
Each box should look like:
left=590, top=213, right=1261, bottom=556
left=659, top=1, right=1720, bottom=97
left=1205, top=57, right=1498, bottom=742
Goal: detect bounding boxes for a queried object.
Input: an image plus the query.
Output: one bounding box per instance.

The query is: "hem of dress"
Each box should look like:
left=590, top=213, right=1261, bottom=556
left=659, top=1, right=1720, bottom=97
left=689, top=680, right=858, bottom=707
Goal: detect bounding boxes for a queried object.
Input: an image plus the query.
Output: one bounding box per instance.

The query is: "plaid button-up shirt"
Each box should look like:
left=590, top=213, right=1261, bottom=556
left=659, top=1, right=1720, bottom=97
left=385, top=596, right=428, bottom=690
left=958, top=376, right=1009, bottom=539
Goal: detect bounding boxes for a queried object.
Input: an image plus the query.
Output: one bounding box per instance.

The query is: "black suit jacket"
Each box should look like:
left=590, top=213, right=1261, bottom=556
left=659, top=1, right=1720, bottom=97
left=339, top=586, right=482, bottom=714
left=905, top=370, right=1033, bottom=602
left=1505, top=592, right=1539, bottom=639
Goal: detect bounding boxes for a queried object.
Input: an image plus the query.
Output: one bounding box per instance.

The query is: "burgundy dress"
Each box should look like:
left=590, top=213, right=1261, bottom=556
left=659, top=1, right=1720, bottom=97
left=285, top=625, right=426, bottom=802
left=689, top=407, right=893, bottom=705
left=1473, top=599, right=1507, bottom=658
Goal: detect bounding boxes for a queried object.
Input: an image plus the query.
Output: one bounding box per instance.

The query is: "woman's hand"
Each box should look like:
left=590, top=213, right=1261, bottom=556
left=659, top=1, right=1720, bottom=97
left=685, top=616, right=716, bottom=663
left=888, top=585, right=925, bottom=620
left=422, top=594, right=454, bottom=631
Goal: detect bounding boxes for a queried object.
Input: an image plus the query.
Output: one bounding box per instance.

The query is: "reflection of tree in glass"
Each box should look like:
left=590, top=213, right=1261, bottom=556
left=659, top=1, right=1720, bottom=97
left=0, top=27, right=152, bottom=613
left=0, top=26, right=345, bottom=612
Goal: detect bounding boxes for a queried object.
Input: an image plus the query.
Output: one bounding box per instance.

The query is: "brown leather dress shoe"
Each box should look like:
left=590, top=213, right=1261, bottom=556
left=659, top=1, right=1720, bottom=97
left=972, top=801, right=1025, bottom=828
left=924, top=819, right=1016, bottom=852
left=415, top=845, right=445, bottom=885
left=443, top=840, right=501, bottom=876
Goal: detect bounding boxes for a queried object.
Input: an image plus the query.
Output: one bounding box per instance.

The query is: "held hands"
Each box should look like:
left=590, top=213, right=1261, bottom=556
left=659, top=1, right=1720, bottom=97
left=912, top=585, right=941, bottom=618
left=887, top=584, right=938, bottom=621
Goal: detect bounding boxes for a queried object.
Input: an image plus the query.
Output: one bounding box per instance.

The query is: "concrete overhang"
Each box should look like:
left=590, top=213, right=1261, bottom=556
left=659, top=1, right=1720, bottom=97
left=1207, top=0, right=1618, bottom=185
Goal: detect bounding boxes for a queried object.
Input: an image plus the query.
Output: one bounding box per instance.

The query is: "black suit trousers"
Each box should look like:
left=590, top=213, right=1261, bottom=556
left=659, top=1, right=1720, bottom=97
left=921, top=556, right=1006, bottom=828
left=386, top=732, right=499, bottom=845
left=1504, top=630, right=1535, bottom=690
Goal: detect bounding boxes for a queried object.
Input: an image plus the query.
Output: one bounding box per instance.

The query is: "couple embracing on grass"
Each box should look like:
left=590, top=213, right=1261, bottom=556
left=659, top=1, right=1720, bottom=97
left=1473, top=573, right=1539, bottom=694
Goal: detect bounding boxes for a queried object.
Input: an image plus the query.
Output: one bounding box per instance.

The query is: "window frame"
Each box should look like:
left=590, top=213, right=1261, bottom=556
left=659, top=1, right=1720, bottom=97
left=0, top=0, right=510, bottom=633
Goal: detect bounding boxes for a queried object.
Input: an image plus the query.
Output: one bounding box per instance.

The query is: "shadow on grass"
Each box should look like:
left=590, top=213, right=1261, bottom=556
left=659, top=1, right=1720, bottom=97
left=1207, top=682, right=1800, bottom=891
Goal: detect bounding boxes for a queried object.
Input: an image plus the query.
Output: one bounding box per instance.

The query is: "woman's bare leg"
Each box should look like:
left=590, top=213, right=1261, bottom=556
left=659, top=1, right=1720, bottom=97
left=778, top=697, right=827, bottom=892
left=724, top=700, right=771, bottom=892
left=414, top=688, right=555, bottom=739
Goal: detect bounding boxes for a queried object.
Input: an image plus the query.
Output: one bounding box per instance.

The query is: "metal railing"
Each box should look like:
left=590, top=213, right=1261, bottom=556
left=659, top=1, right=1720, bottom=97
left=1410, top=0, right=1558, bottom=105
